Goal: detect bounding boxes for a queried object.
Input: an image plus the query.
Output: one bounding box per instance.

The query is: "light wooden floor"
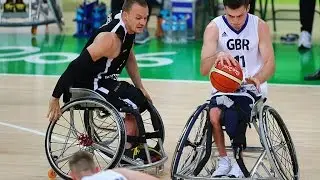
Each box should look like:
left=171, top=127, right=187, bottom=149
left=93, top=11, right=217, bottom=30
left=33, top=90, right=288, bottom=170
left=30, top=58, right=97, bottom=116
left=0, top=75, right=319, bottom=180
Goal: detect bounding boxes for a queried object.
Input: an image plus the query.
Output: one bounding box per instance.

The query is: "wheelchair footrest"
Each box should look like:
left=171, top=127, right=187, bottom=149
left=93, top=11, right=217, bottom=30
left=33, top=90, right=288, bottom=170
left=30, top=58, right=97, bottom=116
left=127, top=131, right=162, bottom=143
left=2, top=12, right=28, bottom=18
left=145, top=131, right=162, bottom=139
left=127, top=135, right=147, bottom=143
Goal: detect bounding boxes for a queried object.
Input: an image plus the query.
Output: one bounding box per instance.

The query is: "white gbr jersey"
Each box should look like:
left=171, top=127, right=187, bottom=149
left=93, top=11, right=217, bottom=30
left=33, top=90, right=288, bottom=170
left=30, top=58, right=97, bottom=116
left=212, top=13, right=267, bottom=96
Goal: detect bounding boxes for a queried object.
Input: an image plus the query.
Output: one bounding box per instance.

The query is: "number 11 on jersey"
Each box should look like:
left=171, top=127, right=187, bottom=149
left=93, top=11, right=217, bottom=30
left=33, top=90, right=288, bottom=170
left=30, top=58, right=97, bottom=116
left=234, top=55, right=246, bottom=68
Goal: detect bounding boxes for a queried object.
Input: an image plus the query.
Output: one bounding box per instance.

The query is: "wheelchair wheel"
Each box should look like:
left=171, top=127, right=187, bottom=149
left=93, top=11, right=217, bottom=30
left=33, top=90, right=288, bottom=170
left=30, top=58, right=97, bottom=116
left=171, top=103, right=213, bottom=179
left=45, top=98, right=126, bottom=180
left=260, top=105, right=299, bottom=180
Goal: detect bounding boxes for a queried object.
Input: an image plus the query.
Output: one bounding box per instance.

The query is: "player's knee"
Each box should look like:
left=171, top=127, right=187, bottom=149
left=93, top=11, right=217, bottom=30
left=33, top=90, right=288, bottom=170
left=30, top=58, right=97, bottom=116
left=209, top=108, right=222, bottom=128
left=119, top=81, right=148, bottom=113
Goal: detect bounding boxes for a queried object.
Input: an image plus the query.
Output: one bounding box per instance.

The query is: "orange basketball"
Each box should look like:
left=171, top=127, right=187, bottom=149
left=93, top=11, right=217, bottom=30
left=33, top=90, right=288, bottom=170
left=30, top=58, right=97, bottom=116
left=48, top=168, right=57, bottom=179
left=209, top=62, right=243, bottom=93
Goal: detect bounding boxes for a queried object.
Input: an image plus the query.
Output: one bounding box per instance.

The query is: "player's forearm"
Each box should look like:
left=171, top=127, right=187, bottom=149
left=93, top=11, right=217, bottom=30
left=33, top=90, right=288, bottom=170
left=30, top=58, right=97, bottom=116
left=253, top=58, right=275, bottom=83
left=200, top=52, right=219, bottom=76
left=126, top=58, right=144, bottom=89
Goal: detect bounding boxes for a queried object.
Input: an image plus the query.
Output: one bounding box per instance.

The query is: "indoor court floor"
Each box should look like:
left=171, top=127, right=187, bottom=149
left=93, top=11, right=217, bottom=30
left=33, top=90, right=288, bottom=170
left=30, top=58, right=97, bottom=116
left=1, top=2, right=320, bottom=179
left=0, top=75, right=320, bottom=179
left=1, top=34, right=320, bottom=179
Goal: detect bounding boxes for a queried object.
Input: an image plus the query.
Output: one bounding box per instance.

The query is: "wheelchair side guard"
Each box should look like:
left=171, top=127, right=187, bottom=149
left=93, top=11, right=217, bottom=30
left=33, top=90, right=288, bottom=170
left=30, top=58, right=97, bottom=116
left=146, top=100, right=164, bottom=139
left=66, top=88, right=106, bottom=103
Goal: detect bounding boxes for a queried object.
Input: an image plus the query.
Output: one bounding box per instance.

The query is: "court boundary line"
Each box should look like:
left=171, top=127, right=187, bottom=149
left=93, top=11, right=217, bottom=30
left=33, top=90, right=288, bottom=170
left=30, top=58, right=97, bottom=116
left=0, top=121, right=46, bottom=136
left=0, top=121, right=66, bottom=142
left=1, top=73, right=320, bottom=88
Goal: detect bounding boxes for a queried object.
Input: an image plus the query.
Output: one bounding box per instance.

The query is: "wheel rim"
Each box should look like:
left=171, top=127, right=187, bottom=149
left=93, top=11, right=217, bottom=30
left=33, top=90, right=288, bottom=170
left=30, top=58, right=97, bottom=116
left=45, top=99, right=125, bottom=179
left=260, top=106, right=299, bottom=180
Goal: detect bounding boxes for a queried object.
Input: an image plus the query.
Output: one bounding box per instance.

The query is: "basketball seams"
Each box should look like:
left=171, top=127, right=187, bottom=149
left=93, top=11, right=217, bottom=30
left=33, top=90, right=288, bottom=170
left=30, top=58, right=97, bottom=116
left=209, top=63, right=243, bottom=93
left=212, top=68, right=242, bottom=85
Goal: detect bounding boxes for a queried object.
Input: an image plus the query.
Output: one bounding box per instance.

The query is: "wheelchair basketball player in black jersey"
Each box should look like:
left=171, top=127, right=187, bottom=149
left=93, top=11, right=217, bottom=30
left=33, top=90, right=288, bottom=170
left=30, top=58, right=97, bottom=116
left=47, top=0, right=161, bottom=161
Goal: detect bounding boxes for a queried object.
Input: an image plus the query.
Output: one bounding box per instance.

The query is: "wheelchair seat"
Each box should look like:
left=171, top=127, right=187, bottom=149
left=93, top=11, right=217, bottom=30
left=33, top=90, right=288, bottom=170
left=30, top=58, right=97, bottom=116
left=69, top=88, right=106, bottom=102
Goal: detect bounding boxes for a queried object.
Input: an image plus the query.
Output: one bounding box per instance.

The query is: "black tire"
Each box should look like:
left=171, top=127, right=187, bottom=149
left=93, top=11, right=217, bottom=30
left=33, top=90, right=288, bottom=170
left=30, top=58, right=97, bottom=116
left=45, top=98, right=125, bottom=180
left=260, top=105, right=299, bottom=180
left=171, top=103, right=209, bottom=180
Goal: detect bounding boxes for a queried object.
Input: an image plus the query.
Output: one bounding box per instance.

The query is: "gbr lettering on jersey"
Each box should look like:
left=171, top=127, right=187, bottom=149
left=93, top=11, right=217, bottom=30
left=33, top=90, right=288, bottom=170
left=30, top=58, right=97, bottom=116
left=226, top=38, right=249, bottom=69
left=213, top=14, right=263, bottom=80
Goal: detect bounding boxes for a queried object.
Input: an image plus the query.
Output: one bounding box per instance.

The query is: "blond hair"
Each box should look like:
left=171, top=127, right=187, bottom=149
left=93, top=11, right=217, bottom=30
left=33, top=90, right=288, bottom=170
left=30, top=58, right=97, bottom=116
left=122, top=0, right=148, bottom=12
left=69, top=151, right=96, bottom=173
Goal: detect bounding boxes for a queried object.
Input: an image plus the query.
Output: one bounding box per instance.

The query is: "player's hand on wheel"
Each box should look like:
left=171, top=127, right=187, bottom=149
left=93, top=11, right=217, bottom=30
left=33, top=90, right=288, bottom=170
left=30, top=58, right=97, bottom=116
left=47, top=97, right=62, bottom=121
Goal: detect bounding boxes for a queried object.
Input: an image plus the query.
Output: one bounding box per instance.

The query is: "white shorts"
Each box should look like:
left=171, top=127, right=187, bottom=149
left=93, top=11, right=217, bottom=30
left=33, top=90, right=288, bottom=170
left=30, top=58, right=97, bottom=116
left=82, top=170, right=127, bottom=180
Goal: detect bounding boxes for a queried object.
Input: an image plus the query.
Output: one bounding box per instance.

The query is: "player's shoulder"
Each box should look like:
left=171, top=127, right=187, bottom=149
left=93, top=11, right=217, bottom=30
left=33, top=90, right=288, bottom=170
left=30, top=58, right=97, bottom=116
left=247, top=14, right=270, bottom=33
left=256, top=17, right=270, bottom=33
left=93, top=31, right=120, bottom=48
left=248, top=14, right=267, bottom=26
left=205, top=19, right=219, bottom=32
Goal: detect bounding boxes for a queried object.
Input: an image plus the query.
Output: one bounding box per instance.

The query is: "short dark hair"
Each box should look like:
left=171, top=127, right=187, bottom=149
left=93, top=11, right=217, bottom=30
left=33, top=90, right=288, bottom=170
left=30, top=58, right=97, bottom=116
left=223, top=0, right=250, bottom=9
left=122, top=0, right=148, bottom=12
left=69, top=151, right=95, bottom=172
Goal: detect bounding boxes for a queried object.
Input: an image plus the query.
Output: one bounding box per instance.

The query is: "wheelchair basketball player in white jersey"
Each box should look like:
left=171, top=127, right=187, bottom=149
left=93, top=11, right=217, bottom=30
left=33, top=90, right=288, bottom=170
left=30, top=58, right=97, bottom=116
left=200, top=0, right=275, bottom=178
left=69, top=151, right=159, bottom=180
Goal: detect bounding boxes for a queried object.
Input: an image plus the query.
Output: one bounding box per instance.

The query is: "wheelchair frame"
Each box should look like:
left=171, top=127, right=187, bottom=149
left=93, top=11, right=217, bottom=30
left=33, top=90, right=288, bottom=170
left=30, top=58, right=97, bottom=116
left=0, top=0, right=63, bottom=34
left=171, top=95, right=299, bottom=180
left=45, top=88, right=168, bottom=179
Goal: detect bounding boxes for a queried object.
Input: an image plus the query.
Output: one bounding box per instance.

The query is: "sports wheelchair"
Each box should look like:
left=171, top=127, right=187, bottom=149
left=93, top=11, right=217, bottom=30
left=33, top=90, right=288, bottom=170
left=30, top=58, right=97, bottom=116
left=45, top=88, right=167, bottom=179
left=171, top=92, right=299, bottom=180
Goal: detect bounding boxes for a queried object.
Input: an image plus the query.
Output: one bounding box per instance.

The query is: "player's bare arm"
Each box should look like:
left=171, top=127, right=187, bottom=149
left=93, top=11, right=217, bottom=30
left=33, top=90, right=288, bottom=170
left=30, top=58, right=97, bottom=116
left=126, top=48, right=143, bottom=89
left=253, top=19, right=275, bottom=84
left=200, top=22, right=238, bottom=76
left=48, top=32, right=122, bottom=121
left=126, top=48, right=151, bottom=101
left=87, top=32, right=122, bottom=61
left=200, top=22, right=219, bottom=76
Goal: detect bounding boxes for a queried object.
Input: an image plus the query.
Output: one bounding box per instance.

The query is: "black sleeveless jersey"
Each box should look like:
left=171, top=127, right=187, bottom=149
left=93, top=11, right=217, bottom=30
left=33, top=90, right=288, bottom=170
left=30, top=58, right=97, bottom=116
left=83, top=11, right=135, bottom=80
left=52, top=11, right=136, bottom=99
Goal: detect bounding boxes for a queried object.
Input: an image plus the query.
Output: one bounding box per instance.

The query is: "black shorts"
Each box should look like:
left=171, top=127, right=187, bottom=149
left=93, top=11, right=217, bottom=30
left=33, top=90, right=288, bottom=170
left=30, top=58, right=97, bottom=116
left=94, top=79, right=148, bottom=113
